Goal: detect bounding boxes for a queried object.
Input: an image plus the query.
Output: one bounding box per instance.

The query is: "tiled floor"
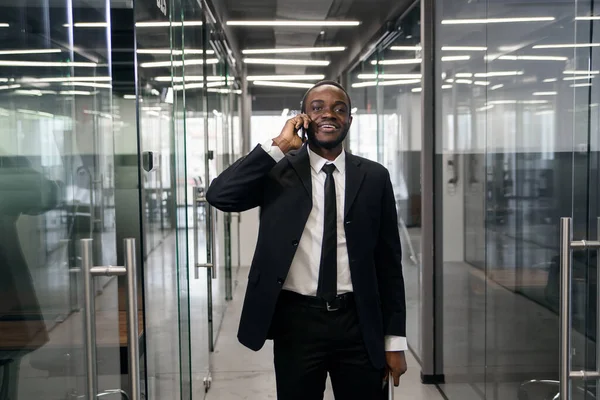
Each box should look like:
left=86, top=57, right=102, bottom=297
left=203, top=267, right=445, bottom=400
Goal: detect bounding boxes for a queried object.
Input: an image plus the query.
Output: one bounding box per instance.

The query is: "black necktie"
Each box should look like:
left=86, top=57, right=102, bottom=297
left=317, top=163, right=337, bottom=303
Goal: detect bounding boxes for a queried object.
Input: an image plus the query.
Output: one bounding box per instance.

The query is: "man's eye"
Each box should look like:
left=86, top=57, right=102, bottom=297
left=336, top=108, right=346, bottom=113
left=313, top=106, right=322, bottom=111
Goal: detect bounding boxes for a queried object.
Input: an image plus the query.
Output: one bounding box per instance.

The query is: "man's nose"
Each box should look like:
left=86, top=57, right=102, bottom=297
left=321, top=108, right=336, bottom=119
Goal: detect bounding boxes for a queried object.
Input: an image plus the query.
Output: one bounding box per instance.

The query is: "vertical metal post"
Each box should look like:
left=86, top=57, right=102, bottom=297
left=81, top=238, right=98, bottom=400
left=237, top=213, right=241, bottom=271
left=560, top=217, right=572, bottom=400
left=193, top=187, right=199, bottom=279
left=125, top=238, right=141, bottom=400
left=208, top=204, right=217, bottom=280
left=597, top=217, right=600, bottom=386
left=420, top=0, right=442, bottom=382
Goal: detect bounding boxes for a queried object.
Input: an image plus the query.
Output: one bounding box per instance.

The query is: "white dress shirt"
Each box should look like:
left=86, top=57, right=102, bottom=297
left=261, top=142, right=407, bottom=352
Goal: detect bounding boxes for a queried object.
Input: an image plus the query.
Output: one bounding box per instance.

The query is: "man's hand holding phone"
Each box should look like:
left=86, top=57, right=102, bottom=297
left=272, top=114, right=311, bottom=154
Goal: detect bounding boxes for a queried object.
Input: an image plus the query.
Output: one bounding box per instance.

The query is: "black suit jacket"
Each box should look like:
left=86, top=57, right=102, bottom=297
left=206, top=144, right=406, bottom=368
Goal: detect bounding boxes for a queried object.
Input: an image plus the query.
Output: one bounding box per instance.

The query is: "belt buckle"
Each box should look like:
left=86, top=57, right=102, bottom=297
left=326, top=300, right=340, bottom=312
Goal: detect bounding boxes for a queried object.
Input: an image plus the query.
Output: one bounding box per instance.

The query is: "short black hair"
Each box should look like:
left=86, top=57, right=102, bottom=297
left=300, top=80, right=352, bottom=115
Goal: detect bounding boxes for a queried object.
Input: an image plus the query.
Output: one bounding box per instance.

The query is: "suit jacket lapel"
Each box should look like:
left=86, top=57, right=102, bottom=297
left=287, top=145, right=312, bottom=198
left=344, top=153, right=365, bottom=218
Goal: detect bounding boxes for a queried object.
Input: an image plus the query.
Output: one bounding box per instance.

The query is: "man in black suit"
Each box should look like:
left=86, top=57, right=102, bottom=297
left=206, top=81, right=407, bottom=399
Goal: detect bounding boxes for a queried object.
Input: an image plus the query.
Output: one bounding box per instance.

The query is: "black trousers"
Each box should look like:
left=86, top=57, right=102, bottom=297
left=271, top=292, right=387, bottom=400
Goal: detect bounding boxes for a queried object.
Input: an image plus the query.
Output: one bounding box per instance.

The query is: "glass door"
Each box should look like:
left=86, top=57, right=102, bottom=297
left=558, top=3, right=600, bottom=399
left=0, top=1, right=145, bottom=399
left=133, top=0, right=200, bottom=398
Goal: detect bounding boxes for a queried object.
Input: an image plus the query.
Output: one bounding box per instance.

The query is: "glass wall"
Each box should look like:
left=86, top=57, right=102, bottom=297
left=431, top=0, right=600, bottom=399
left=345, top=4, right=424, bottom=360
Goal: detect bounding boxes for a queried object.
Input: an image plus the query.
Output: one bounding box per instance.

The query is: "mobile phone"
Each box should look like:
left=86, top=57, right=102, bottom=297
left=300, top=126, right=307, bottom=142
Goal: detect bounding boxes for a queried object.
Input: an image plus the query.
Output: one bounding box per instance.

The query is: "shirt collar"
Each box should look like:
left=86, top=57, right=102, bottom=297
left=307, top=145, right=346, bottom=175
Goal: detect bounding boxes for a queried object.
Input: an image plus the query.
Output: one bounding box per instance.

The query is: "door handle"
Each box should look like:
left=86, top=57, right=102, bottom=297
left=193, top=187, right=217, bottom=280
left=559, top=217, right=600, bottom=399
left=81, top=238, right=141, bottom=400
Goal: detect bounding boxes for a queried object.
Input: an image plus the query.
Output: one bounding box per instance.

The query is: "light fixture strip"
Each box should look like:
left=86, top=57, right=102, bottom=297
left=242, top=46, right=345, bottom=54
left=442, top=17, right=555, bottom=25
left=227, top=20, right=360, bottom=27
left=244, top=58, right=330, bottom=66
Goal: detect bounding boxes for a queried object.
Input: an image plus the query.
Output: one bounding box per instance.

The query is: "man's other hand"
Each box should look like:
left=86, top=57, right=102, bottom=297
left=385, top=351, right=407, bottom=386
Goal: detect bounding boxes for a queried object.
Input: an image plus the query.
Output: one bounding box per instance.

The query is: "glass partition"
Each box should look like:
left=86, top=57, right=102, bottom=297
left=432, top=0, right=600, bottom=399
left=346, top=9, right=423, bottom=360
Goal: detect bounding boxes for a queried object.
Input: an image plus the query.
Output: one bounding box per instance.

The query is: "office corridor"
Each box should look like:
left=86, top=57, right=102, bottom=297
left=205, top=267, right=444, bottom=400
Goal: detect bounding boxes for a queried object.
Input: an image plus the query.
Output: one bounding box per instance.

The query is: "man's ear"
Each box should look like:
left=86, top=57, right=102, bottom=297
left=348, top=115, right=354, bottom=128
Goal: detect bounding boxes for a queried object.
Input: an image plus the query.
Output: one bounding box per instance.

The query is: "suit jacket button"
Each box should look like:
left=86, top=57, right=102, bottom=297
left=345, top=220, right=352, bottom=225
left=277, top=278, right=284, bottom=285
left=292, top=240, right=299, bottom=247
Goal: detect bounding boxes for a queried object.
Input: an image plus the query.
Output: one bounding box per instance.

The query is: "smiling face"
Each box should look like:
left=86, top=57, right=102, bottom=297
left=304, top=84, right=353, bottom=151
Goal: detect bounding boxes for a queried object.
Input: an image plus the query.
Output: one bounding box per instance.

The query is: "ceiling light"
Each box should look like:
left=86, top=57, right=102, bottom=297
left=60, top=90, right=93, bottom=95
left=227, top=20, right=361, bottom=27
left=15, top=90, right=43, bottom=96
left=21, top=76, right=111, bottom=83
left=571, top=83, right=593, bottom=87
left=0, top=24, right=9, bottom=28
left=456, top=73, right=473, bottom=78
left=575, top=16, right=600, bottom=20
left=446, top=78, right=455, bottom=83
left=442, top=46, right=487, bottom=51
left=442, top=17, right=555, bottom=25
left=173, top=81, right=226, bottom=91
left=563, top=76, right=594, bottom=81
left=247, top=74, right=325, bottom=81
left=244, top=58, right=330, bottom=66
left=207, top=88, right=242, bottom=94
left=242, top=47, right=345, bottom=54
left=456, top=79, right=473, bottom=84
left=0, top=60, right=96, bottom=67
left=390, top=45, right=422, bottom=51
left=140, top=58, right=219, bottom=68
left=136, top=21, right=203, bottom=27
left=474, top=71, right=523, bottom=77
left=490, top=84, right=504, bottom=90
left=477, top=105, right=494, bottom=111
left=351, top=79, right=422, bottom=88
left=442, top=84, right=453, bottom=89
left=123, top=95, right=136, bottom=99
left=357, top=73, right=422, bottom=80
left=533, top=91, right=557, bottom=96
left=543, top=78, right=558, bottom=82
left=370, top=58, right=421, bottom=65
left=564, top=70, right=600, bottom=75
left=62, top=82, right=112, bottom=89
left=488, top=55, right=568, bottom=61
left=154, top=75, right=226, bottom=82
left=411, top=88, right=422, bottom=93
left=474, top=81, right=490, bottom=86
left=533, top=43, right=600, bottom=49
left=137, top=49, right=214, bottom=55
left=253, top=81, right=314, bottom=89
left=63, top=22, right=108, bottom=28
left=441, top=55, right=471, bottom=61
left=0, top=49, right=61, bottom=55
left=0, top=84, right=20, bottom=90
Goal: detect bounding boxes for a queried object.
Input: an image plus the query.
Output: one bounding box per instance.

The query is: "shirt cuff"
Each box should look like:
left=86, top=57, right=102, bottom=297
left=260, top=140, right=285, bottom=163
left=385, top=336, right=408, bottom=352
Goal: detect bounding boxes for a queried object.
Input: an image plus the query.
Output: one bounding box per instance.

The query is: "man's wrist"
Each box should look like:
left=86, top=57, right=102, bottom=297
left=272, top=136, right=292, bottom=154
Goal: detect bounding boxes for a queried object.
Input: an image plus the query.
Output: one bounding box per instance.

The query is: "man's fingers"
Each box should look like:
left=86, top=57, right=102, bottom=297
left=393, top=371, right=401, bottom=386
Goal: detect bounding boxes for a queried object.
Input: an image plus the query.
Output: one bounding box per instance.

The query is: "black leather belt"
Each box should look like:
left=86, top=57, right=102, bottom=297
left=279, top=290, right=354, bottom=312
